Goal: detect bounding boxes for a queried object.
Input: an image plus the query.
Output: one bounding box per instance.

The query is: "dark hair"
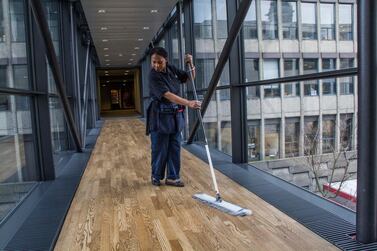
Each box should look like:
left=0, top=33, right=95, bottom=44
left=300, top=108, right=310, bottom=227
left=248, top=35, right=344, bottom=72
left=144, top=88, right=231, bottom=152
left=150, top=47, right=168, bottom=59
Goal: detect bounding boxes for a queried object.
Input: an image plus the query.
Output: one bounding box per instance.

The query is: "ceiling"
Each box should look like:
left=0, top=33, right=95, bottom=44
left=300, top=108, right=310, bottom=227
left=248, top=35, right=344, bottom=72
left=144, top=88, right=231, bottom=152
left=81, top=0, right=178, bottom=68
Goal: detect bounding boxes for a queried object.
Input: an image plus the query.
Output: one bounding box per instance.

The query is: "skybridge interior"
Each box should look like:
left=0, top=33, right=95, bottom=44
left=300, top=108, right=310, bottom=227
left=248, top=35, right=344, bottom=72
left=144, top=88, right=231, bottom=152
left=0, top=0, right=377, bottom=250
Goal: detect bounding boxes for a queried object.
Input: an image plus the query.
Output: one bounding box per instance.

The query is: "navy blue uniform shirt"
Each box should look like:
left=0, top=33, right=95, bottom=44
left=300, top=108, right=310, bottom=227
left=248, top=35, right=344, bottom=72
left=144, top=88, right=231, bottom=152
left=146, top=64, right=189, bottom=135
left=149, top=64, right=189, bottom=103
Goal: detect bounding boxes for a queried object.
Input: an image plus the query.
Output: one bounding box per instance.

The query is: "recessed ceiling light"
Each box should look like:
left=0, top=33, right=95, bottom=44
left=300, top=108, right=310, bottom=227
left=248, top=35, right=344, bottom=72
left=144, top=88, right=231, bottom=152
left=105, top=59, right=110, bottom=62
left=101, top=27, right=108, bottom=30
left=119, top=54, right=123, bottom=57
left=104, top=48, right=109, bottom=50
left=131, top=53, right=136, bottom=56
left=137, top=38, right=143, bottom=41
left=106, top=64, right=110, bottom=66
left=106, top=81, right=109, bottom=83
left=105, top=70, right=109, bottom=73
left=128, top=63, right=132, bottom=65
left=123, top=84, right=126, bottom=86
left=129, top=59, right=134, bottom=61
left=102, top=84, right=106, bottom=87
left=104, top=54, right=109, bottom=57
left=105, top=74, right=109, bottom=76
left=98, top=9, right=106, bottom=13
left=143, top=26, right=150, bottom=30
left=102, top=39, right=109, bottom=42
left=123, top=80, right=126, bottom=82
left=124, top=73, right=128, bottom=75
left=150, top=9, right=158, bottom=13
left=134, top=47, right=139, bottom=50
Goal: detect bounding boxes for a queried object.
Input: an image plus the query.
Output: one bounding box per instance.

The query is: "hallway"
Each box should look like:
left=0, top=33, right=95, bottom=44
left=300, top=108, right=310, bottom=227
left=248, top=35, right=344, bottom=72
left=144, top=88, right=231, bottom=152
left=54, top=119, right=337, bottom=250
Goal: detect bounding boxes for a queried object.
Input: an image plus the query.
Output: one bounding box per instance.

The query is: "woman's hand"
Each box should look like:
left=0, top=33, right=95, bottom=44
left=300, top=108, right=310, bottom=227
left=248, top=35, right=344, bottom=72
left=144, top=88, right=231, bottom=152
left=187, top=100, right=201, bottom=109
left=185, top=54, right=194, bottom=68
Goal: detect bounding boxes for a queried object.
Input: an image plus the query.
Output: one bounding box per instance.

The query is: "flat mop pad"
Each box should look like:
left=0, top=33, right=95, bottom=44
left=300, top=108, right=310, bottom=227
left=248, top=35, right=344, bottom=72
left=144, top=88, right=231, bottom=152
left=193, top=193, right=252, bottom=216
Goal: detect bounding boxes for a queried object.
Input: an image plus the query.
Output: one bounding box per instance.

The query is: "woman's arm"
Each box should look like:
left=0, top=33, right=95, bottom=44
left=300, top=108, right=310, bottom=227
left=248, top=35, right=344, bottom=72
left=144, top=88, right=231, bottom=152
left=163, top=91, right=201, bottom=109
left=185, top=54, right=196, bottom=79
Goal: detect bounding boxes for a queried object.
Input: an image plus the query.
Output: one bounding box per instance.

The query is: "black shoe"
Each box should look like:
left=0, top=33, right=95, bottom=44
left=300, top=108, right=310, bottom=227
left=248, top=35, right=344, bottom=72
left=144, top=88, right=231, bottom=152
left=151, top=177, right=161, bottom=186
left=165, top=179, right=185, bottom=187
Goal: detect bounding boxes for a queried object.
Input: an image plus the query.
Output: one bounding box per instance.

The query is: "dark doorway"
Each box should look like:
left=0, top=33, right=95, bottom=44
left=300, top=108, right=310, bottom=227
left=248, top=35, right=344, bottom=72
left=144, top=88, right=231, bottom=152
left=97, top=68, right=141, bottom=117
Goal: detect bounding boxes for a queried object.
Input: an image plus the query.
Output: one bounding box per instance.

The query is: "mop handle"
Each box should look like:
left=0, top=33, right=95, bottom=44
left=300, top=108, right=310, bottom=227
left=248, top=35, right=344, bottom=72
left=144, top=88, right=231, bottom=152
left=186, top=63, right=220, bottom=197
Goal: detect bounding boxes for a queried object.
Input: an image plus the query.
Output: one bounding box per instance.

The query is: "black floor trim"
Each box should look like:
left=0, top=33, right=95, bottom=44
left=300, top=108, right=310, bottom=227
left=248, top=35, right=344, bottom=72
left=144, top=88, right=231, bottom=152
left=184, top=143, right=377, bottom=251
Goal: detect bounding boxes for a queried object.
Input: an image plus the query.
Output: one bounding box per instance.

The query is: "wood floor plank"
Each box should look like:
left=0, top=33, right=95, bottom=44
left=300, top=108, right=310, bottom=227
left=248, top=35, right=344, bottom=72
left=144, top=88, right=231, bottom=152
left=54, top=119, right=339, bottom=251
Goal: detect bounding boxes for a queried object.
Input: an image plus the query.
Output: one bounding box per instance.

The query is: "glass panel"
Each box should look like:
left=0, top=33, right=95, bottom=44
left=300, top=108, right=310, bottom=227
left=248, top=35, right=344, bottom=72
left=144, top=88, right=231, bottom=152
left=340, top=58, right=354, bottom=95
left=265, top=119, right=280, bottom=159
left=216, top=0, right=227, bottom=39
left=0, top=94, right=37, bottom=223
left=195, top=58, right=215, bottom=90
left=281, top=1, right=297, bottom=39
left=199, top=89, right=231, bottom=156
left=263, top=59, right=280, bottom=98
left=303, top=59, right=318, bottom=96
left=285, top=118, right=300, bottom=157
left=171, top=20, right=179, bottom=67
left=340, top=113, right=353, bottom=151
left=49, top=97, right=67, bottom=169
left=322, top=58, right=336, bottom=95
left=194, top=0, right=212, bottom=39
left=0, top=0, right=30, bottom=89
left=284, top=59, right=299, bottom=96
left=44, top=0, right=61, bottom=94
left=322, top=116, right=336, bottom=153
left=247, top=120, right=260, bottom=161
left=301, top=2, right=317, bottom=40
left=339, top=4, right=353, bottom=40
left=245, top=58, right=259, bottom=99
left=320, top=4, right=335, bottom=40
left=304, top=116, right=319, bottom=155
left=243, top=0, right=257, bottom=39
left=261, top=0, right=278, bottom=40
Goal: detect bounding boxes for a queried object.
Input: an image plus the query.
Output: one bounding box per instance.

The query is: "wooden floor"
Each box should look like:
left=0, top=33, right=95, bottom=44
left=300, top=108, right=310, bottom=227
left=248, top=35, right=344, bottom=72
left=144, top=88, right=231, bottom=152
left=55, top=119, right=338, bottom=251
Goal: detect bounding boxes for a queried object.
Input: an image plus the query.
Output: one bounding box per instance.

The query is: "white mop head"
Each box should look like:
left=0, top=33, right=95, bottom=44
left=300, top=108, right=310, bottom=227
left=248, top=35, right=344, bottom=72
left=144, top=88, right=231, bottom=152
left=193, top=193, right=252, bottom=216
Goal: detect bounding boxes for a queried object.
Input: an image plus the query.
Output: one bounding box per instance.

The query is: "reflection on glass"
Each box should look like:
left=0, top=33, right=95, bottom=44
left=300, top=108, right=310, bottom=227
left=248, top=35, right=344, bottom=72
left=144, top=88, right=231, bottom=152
left=320, top=4, right=335, bottom=40
left=248, top=120, right=260, bottom=161
left=304, top=116, right=319, bottom=155
left=245, top=58, right=259, bottom=99
left=196, top=59, right=215, bottom=89
left=263, top=59, right=280, bottom=98
left=49, top=98, right=67, bottom=166
left=261, top=0, right=277, bottom=40
left=301, top=2, right=317, bottom=40
left=216, top=0, right=227, bottom=39
left=303, top=59, right=318, bottom=96
left=285, top=118, right=299, bottom=157
left=322, top=116, right=335, bottom=153
left=243, top=0, right=257, bottom=39
left=281, top=1, right=297, bottom=39
left=339, top=4, right=353, bottom=40
left=194, top=0, right=212, bottom=39
left=171, top=20, right=179, bottom=67
left=221, top=121, right=231, bottom=155
left=204, top=122, right=218, bottom=149
left=265, top=120, right=280, bottom=159
left=284, top=59, right=299, bottom=96
left=10, top=0, right=26, bottom=42
left=322, top=58, right=336, bottom=95
left=340, top=114, right=353, bottom=150
left=340, top=58, right=354, bottom=95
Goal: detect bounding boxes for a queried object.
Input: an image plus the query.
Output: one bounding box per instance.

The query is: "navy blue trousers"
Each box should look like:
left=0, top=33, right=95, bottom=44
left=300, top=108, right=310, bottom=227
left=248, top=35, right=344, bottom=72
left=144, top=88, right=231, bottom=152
left=150, top=131, right=181, bottom=180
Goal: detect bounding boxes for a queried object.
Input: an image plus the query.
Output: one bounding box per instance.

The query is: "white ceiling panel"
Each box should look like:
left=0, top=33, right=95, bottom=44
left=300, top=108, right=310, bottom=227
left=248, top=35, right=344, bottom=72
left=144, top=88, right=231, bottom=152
left=81, top=0, right=177, bottom=67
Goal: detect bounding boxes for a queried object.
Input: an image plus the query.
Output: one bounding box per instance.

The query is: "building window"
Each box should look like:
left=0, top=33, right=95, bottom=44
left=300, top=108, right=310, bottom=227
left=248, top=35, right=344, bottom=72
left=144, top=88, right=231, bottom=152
left=285, top=118, right=300, bottom=157
left=0, top=94, right=9, bottom=111
left=261, top=0, right=278, bottom=40
left=0, top=66, right=7, bottom=87
left=323, top=116, right=336, bottom=153
left=10, top=0, right=26, bottom=42
left=196, top=58, right=215, bottom=90
left=284, top=59, right=299, bottom=96
left=13, top=65, right=29, bottom=90
left=339, top=4, right=353, bottom=40
left=245, top=58, right=259, bottom=99
left=303, top=59, right=318, bottom=96
left=322, top=58, right=336, bottom=95
left=194, top=0, right=213, bottom=39
left=216, top=0, right=228, bottom=39
left=304, top=116, right=319, bottom=155
left=263, top=59, right=280, bottom=98
left=204, top=122, right=218, bottom=149
left=301, top=2, right=317, bottom=40
left=340, top=114, right=353, bottom=150
left=320, top=4, right=335, bottom=40
left=340, top=58, right=354, bottom=95
left=243, top=0, right=257, bottom=39
left=282, top=1, right=297, bottom=39
left=248, top=120, right=260, bottom=161
left=265, top=119, right=280, bottom=159
left=221, top=121, right=232, bottom=155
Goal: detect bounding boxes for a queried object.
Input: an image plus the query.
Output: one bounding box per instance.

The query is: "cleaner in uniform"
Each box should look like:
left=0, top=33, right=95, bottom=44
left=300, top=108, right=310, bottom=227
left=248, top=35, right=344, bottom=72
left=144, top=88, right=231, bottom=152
left=146, top=47, right=201, bottom=187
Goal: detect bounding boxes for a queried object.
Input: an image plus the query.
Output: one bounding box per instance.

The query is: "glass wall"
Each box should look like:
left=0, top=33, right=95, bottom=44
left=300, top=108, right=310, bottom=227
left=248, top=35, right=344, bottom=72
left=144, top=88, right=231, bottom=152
left=261, top=0, right=277, bottom=40
left=301, top=2, right=317, bottom=40
left=281, top=1, right=297, bottom=40
left=320, top=3, right=335, bottom=40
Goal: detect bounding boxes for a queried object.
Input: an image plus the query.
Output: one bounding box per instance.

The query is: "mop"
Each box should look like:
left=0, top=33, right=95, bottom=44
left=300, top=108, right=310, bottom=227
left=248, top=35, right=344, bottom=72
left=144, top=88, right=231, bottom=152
left=186, top=63, right=252, bottom=217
